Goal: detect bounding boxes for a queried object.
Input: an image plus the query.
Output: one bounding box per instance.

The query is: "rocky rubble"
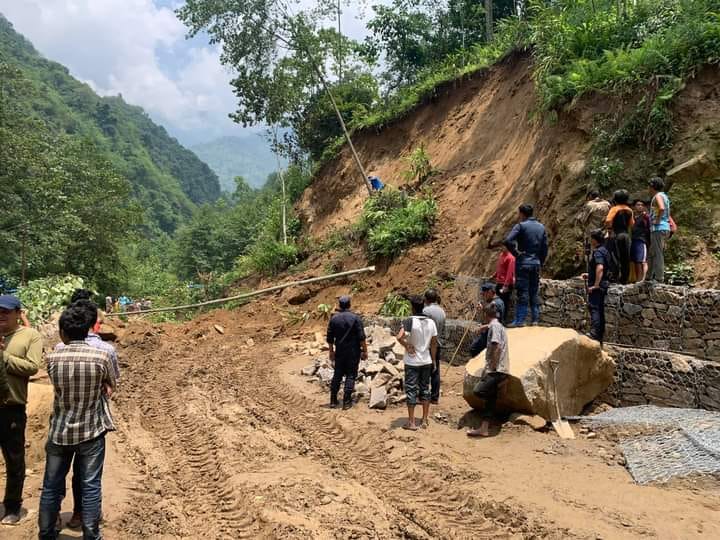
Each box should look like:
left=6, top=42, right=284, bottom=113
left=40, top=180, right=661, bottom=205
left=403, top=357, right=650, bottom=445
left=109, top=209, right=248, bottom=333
left=298, top=325, right=408, bottom=408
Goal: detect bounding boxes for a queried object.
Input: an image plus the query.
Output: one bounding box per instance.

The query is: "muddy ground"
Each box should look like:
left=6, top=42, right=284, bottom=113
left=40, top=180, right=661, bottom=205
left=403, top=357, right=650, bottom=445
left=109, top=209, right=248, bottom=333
left=3, top=305, right=720, bottom=539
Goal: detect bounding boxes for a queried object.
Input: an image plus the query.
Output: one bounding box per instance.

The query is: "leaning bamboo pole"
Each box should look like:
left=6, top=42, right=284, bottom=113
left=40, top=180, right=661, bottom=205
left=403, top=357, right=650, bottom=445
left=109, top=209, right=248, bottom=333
left=106, top=266, right=376, bottom=317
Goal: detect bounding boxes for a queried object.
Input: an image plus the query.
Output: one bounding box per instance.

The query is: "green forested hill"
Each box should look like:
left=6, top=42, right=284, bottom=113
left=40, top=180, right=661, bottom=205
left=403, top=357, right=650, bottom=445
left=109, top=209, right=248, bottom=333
left=191, top=135, right=287, bottom=191
left=0, top=14, right=220, bottom=233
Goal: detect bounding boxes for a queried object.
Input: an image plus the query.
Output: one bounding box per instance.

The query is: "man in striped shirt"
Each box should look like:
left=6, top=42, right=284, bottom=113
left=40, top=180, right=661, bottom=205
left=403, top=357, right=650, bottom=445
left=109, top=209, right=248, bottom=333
left=38, top=304, right=116, bottom=540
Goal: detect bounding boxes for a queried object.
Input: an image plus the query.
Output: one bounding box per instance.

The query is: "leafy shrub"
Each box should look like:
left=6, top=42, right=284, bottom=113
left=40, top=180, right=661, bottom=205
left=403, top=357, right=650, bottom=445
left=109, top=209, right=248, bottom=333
left=239, top=240, right=300, bottom=276
left=17, top=275, right=87, bottom=324
left=379, top=293, right=411, bottom=318
left=665, top=262, right=694, bottom=286
left=403, top=145, right=436, bottom=184
left=359, top=189, right=438, bottom=260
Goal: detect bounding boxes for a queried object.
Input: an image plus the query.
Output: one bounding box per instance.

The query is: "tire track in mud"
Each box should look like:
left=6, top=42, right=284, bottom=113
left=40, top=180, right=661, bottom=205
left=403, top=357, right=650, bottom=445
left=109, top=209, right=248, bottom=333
left=218, top=345, right=555, bottom=540
left=120, top=350, right=263, bottom=539
left=117, top=329, right=563, bottom=539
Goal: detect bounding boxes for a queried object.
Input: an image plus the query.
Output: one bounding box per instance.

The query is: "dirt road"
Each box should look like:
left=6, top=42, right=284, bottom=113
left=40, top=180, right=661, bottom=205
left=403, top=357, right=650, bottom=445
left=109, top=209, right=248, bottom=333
left=5, top=307, right=720, bottom=539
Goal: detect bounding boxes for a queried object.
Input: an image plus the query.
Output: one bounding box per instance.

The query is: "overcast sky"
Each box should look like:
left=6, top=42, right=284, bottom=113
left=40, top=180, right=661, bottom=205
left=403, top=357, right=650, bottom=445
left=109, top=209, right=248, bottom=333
left=0, top=0, right=377, bottom=146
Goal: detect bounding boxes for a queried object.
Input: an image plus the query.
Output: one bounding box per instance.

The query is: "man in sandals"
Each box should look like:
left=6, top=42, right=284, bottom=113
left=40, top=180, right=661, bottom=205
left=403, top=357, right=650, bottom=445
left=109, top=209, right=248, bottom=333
left=397, top=296, right=438, bottom=430
left=467, top=303, right=510, bottom=438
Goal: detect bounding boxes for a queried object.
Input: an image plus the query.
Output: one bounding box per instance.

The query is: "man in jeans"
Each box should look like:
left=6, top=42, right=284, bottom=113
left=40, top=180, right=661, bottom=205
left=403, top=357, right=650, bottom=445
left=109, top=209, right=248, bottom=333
left=38, top=304, right=116, bottom=540
left=0, top=295, right=42, bottom=525
left=467, top=303, right=510, bottom=438
left=647, top=177, right=672, bottom=282
left=54, top=297, right=119, bottom=530
left=505, top=204, right=548, bottom=327
left=422, top=289, right=445, bottom=404
left=327, top=296, right=367, bottom=410
left=397, top=296, right=438, bottom=430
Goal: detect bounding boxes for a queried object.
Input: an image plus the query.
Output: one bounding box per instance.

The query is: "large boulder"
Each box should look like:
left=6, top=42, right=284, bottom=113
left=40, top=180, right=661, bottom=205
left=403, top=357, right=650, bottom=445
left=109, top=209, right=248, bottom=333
left=463, top=327, right=614, bottom=420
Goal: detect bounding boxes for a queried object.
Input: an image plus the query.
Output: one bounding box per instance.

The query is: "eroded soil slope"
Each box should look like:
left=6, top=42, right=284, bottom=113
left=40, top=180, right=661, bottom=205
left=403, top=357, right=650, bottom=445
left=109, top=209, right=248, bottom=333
left=298, top=53, right=720, bottom=286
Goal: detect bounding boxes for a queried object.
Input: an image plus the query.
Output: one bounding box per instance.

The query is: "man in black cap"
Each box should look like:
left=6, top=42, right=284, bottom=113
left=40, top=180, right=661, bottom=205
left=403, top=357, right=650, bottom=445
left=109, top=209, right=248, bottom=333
left=469, top=284, right=506, bottom=357
left=326, top=296, right=368, bottom=410
left=0, top=295, right=42, bottom=525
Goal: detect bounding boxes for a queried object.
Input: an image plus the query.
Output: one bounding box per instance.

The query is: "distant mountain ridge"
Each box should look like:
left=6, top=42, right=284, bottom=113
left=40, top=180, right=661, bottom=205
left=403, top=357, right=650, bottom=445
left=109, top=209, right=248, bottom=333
left=0, top=14, right=221, bottom=233
left=192, top=135, right=288, bottom=191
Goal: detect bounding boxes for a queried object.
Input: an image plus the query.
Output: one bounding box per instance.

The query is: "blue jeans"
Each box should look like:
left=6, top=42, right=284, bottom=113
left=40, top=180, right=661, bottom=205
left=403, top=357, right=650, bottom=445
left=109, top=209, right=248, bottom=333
left=513, top=265, right=541, bottom=325
left=38, top=435, right=106, bottom=540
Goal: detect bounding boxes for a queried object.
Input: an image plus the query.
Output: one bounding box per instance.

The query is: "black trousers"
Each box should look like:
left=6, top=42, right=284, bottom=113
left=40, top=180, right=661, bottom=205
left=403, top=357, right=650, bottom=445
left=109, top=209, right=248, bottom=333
left=588, top=288, right=606, bottom=344
left=330, top=356, right=360, bottom=403
left=609, top=233, right=631, bottom=284
left=472, top=372, right=508, bottom=418
left=431, top=351, right=441, bottom=403
left=0, top=405, right=27, bottom=514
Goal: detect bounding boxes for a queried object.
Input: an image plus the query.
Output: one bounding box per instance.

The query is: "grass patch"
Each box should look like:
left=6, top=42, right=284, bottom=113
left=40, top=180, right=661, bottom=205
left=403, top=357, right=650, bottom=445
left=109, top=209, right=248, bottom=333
left=359, top=188, right=438, bottom=260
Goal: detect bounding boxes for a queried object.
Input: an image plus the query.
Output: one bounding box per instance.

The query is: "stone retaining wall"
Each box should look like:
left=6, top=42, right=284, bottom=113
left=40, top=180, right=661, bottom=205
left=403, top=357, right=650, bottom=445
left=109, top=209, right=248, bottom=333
left=453, top=276, right=720, bottom=361
left=602, top=346, right=720, bottom=411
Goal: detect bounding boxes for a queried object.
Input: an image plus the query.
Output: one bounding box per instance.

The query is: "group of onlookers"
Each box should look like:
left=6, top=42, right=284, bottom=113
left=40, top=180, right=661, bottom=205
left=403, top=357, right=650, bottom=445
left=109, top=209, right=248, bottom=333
left=579, top=177, right=674, bottom=343
left=106, top=295, right=151, bottom=314
left=0, top=290, right=117, bottom=539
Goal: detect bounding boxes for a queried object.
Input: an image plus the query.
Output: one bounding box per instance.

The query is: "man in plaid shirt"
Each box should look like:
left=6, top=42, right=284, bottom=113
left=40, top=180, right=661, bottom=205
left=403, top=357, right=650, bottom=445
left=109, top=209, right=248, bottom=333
left=38, top=304, right=116, bottom=540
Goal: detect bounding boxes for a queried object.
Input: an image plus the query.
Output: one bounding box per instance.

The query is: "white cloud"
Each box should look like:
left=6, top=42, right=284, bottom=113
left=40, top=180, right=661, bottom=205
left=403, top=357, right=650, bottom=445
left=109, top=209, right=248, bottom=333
left=0, top=0, right=381, bottom=145
left=0, top=0, right=241, bottom=144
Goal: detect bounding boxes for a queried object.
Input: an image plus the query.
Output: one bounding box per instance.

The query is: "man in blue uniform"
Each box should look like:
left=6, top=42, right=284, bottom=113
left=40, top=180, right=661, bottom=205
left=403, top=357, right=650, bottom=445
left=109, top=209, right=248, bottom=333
left=504, top=204, right=548, bottom=327
left=326, top=296, right=368, bottom=410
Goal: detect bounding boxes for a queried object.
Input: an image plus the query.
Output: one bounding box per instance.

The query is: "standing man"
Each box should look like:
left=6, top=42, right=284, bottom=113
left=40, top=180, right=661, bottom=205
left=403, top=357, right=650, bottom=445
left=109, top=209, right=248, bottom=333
left=582, top=230, right=610, bottom=345
left=0, top=295, right=42, bottom=525
left=647, top=177, right=672, bottom=283
left=397, top=296, right=438, bottom=430
left=469, top=284, right=506, bottom=358
left=467, top=303, right=510, bottom=438
left=493, top=245, right=515, bottom=323
left=605, top=190, right=635, bottom=284
left=504, top=204, right=548, bottom=327
left=54, top=299, right=119, bottom=530
left=326, top=296, right=367, bottom=410
left=422, top=289, right=446, bottom=405
left=576, top=190, right=611, bottom=263
left=38, top=304, right=116, bottom=540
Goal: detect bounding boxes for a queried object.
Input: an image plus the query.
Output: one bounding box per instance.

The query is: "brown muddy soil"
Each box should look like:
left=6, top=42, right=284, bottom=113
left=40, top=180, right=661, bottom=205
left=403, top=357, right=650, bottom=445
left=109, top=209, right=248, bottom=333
left=5, top=305, right=720, bottom=539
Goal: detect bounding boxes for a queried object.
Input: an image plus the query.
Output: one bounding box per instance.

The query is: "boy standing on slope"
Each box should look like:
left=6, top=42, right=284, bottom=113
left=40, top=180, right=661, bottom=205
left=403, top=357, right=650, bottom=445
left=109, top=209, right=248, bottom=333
left=397, top=296, right=438, bottom=430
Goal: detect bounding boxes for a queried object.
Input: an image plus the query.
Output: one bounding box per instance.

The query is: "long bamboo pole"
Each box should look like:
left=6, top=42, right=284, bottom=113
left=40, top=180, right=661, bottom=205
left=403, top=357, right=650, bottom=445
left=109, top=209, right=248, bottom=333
left=106, top=266, right=376, bottom=317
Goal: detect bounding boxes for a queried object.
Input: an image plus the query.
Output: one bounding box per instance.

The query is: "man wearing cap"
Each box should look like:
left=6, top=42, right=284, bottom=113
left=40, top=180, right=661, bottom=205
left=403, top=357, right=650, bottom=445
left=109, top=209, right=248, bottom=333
left=326, top=296, right=368, bottom=410
left=469, top=284, right=506, bottom=358
left=0, top=295, right=42, bottom=525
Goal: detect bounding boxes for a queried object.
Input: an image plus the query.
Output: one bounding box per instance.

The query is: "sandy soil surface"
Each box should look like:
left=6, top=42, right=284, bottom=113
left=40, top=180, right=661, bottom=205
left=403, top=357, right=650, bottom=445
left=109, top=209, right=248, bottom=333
left=3, top=306, right=720, bottom=539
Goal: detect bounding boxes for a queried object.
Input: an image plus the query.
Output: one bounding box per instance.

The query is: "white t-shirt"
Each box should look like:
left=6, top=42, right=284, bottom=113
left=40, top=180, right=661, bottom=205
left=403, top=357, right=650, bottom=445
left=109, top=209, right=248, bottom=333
left=402, top=316, right=437, bottom=367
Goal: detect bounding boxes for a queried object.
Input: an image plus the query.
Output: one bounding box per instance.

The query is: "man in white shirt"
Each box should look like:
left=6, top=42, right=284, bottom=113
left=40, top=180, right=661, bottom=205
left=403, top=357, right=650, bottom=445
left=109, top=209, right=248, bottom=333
left=397, top=296, right=438, bottom=430
left=467, top=303, right=510, bottom=438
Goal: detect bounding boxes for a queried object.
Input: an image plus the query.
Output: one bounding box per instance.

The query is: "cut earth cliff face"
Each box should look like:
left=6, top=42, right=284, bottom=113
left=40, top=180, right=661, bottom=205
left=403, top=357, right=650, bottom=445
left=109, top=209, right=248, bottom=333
left=297, top=53, right=720, bottom=289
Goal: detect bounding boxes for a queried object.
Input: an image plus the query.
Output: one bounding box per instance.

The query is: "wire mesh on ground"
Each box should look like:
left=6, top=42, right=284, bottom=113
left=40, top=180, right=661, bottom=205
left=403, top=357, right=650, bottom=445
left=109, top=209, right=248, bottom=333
left=570, top=406, right=720, bottom=484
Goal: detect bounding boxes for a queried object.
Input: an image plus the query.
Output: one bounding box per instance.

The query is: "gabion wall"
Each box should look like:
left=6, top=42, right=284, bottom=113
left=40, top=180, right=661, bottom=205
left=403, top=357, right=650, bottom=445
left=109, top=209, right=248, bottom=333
left=454, top=276, right=720, bottom=361
left=602, top=346, right=720, bottom=412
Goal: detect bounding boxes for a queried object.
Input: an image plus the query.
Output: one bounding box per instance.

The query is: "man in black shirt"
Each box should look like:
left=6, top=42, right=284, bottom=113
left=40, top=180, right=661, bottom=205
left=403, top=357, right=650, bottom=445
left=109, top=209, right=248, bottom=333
left=582, top=230, right=610, bottom=345
left=326, top=296, right=368, bottom=410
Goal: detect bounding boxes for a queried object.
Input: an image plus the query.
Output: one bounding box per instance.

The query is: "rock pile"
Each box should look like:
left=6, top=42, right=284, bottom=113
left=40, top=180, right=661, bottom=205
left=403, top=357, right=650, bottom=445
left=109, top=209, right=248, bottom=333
left=299, top=325, right=408, bottom=409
